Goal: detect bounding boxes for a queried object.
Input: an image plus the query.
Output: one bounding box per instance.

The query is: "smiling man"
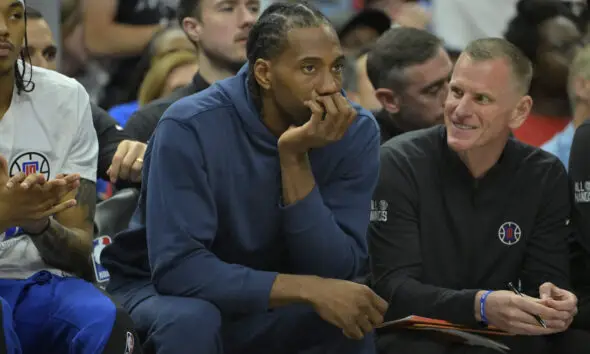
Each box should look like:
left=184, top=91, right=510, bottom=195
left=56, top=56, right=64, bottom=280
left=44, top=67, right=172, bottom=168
left=101, top=2, right=386, bottom=354
left=369, top=37, right=589, bottom=353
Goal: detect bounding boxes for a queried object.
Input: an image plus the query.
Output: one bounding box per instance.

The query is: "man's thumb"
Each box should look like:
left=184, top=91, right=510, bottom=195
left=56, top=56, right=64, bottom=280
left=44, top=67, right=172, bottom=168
left=539, top=282, right=554, bottom=300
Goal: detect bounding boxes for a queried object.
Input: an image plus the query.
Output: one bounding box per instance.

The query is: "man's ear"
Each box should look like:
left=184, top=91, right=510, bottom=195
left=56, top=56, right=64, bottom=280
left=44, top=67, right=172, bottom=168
left=508, top=95, right=533, bottom=129
left=254, top=59, right=272, bottom=90
left=182, top=17, right=201, bottom=44
left=375, top=88, right=401, bottom=114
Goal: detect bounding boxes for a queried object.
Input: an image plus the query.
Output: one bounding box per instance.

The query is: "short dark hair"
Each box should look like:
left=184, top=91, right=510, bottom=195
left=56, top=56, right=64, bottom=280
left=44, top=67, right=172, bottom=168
left=25, top=6, right=44, bottom=20
left=504, top=0, right=576, bottom=65
left=177, top=0, right=201, bottom=24
left=366, top=27, right=442, bottom=90
left=246, top=2, right=332, bottom=103
left=463, top=38, right=533, bottom=94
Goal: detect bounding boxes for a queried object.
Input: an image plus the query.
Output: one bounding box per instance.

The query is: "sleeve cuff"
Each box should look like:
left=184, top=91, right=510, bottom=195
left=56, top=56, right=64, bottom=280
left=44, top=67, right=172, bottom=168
left=61, top=168, right=97, bottom=183
left=241, top=270, right=279, bottom=313
left=280, top=186, right=330, bottom=234
left=449, top=289, right=481, bottom=326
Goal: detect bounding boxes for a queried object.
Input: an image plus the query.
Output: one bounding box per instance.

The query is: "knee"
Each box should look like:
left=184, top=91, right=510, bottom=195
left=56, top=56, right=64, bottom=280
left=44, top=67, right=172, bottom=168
left=142, top=297, right=222, bottom=353
left=136, top=297, right=222, bottom=340
left=165, top=298, right=222, bottom=333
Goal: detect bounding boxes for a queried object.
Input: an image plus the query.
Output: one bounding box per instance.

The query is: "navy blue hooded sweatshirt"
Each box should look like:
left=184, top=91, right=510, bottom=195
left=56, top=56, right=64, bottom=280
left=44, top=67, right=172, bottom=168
left=101, top=65, right=380, bottom=316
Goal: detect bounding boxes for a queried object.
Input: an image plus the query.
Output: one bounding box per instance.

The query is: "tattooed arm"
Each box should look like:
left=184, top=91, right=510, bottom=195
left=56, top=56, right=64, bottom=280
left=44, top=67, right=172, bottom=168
left=30, top=179, right=96, bottom=275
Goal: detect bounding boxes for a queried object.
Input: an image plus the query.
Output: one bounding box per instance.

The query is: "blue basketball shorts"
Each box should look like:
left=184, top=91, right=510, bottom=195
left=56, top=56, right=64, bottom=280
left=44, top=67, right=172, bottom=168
left=0, top=271, right=141, bottom=354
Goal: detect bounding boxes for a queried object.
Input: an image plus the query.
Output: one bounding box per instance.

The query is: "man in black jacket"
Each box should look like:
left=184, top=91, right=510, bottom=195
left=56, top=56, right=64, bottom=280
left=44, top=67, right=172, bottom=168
left=24, top=5, right=146, bottom=185
left=369, top=37, right=589, bottom=353
left=124, top=0, right=260, bottom=143
left=568, top=119, right=590, bottom=330
left=366, top=26, right=452, bottom=144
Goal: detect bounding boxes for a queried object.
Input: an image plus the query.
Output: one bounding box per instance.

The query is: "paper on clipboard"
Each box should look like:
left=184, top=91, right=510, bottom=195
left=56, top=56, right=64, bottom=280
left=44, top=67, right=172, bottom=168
left=376, top=315, right=512, bottom=353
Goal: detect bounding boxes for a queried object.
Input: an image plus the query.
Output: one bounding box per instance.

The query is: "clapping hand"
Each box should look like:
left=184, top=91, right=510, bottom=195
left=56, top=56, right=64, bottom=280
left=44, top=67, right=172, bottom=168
left=0, top=155, right=79, bottom=231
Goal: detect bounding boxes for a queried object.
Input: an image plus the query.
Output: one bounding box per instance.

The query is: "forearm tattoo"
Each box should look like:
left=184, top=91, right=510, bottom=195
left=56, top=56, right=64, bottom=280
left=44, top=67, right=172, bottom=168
left=75, top=178, right=97, bottom=225
left=31, top=179, right=96, bottom=274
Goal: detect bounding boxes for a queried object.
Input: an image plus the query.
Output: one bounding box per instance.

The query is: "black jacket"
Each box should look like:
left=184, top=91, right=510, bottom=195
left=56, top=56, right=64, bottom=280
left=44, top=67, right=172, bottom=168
left=91, top=103, right=129, bottom=181
left=568, top=119, right=590, bottom=329
left=124, top=73, right=210, bottom=143
left=369, top=125, right=571, bottom=326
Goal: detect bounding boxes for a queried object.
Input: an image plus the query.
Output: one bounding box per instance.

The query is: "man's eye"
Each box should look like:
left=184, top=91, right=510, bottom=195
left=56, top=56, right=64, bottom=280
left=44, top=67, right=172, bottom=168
left=476, top=95, right=491, bottom=104
left=10, top=12, right=23, bottom=20
left=426, top=86, right=441, bottom=95
left=302, top=65, right=315, bottom=74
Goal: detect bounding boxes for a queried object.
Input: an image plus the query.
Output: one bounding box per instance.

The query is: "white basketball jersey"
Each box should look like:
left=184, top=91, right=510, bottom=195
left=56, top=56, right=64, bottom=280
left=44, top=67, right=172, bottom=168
left=0, top=62, right=98, bottom=279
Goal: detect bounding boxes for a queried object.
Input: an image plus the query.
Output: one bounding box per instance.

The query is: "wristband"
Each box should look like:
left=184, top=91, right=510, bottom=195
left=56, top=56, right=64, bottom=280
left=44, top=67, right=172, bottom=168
left=480, top=290, right=493, bottom=325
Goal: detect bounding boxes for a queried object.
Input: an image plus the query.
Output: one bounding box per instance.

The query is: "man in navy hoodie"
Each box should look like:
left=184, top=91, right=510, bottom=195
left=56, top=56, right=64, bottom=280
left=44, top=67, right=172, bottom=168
left=101, top=2, right=386, bottom=354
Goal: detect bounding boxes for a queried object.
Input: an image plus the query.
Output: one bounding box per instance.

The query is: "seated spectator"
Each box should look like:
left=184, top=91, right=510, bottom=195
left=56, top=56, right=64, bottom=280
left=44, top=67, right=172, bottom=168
left=22, top=6, right=148, bottom=195
left=148, top=26, right=197, bottom=63
left=101, top=2, right=388, bottom=353
left=20, top=7, right=57, bottom=71
left=568, top=93, right=590, bottom=331
left=0, top=2, right=141, bottom=352
left=124, top=0, right=259, bottom=144
left=109, top=26, right=198, bottom=127
left=505, top=0, right=583, bottom=147
left=83, top=0, right=174, bottom=109
left=332, top=8, right=391, bottom=55
left=137, top=50, right=199, bottom=106
left=354, top=52, right=381, bottom=111
left=369, top=37, right=589, bottom=353
left=542, top=45, right=590, bottom=168
left=366, top=26, right=452, bottom=143
left=59, top=0, right=108, bottom=102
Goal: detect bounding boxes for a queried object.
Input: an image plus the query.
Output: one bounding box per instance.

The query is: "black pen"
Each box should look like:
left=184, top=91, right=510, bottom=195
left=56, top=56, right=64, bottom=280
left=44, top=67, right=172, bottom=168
left=507, top=282, right=547, bottom=328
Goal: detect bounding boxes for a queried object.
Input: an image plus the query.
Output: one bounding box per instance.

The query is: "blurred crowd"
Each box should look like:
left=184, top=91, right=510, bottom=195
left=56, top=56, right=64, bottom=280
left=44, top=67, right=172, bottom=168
left=43, top=0, right=590, bottom=172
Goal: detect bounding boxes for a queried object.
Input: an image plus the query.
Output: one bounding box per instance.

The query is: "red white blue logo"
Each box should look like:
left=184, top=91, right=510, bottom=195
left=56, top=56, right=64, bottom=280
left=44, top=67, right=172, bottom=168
left=498, top=221, right=521, bottom=246
left=9, top=152, right=50, bottom=179
left=92, top=236, right=112, bottom=283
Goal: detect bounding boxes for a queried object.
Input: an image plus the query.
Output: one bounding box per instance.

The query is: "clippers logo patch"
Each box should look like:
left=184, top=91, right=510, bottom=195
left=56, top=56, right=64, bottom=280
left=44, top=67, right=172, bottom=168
left=92, top=236, right=112, bottom=283
left=9, top=152, right=50, bottom=180
left=124, top=331, right=135, bottom=354
left=498, top=221, right=521, bottom=246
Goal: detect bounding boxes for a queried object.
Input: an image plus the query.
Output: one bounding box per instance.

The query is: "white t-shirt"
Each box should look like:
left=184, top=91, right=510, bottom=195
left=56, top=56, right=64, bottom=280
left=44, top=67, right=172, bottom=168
left=0, top=62, right=98, bottom=279
left=431, top=0, right=518, bottom=51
